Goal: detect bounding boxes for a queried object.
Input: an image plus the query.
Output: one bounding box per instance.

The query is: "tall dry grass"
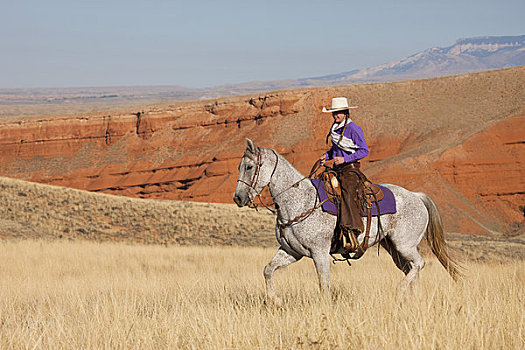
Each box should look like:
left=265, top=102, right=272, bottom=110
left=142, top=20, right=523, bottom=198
left=1, top=240, right=523, bottom=349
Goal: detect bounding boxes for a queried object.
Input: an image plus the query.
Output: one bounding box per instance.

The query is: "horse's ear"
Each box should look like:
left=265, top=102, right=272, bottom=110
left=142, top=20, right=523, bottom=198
left=245, top=138, right=257, bottom=160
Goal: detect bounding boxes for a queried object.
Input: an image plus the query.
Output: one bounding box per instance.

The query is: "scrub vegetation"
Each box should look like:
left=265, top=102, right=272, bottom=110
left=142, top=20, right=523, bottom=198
left=1, top=176, right=524, bottom=348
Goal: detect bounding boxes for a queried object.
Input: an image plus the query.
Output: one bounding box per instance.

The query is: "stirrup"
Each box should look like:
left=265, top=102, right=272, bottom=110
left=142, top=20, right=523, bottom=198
left=342, top=229, right=359, bottom=253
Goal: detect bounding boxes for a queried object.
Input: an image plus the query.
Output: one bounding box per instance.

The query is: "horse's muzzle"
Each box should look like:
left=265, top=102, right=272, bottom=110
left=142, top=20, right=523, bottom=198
left=233, top=192, right=246, bottom=207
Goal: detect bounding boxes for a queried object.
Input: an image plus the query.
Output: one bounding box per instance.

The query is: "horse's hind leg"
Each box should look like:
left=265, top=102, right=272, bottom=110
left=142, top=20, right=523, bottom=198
left=399, top=251, right=425, bottom=291
left=264, top=248, right=301, bottom=303
left=380, top=237, right=410, bottom=274
left=381, top=236, right=425, bottom=291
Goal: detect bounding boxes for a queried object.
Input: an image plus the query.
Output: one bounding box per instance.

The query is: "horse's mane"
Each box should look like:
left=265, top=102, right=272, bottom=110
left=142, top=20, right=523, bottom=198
left=259, top=147, right=306, bottom=180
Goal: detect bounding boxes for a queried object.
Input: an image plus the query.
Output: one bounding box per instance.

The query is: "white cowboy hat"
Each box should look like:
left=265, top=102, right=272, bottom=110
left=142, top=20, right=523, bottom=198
left=322, top=97, right=358, bottom=113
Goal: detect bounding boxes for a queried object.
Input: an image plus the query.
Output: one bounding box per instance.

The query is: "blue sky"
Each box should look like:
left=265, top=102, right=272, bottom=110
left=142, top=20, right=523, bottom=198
left=1, top=0, right=524, bottom=89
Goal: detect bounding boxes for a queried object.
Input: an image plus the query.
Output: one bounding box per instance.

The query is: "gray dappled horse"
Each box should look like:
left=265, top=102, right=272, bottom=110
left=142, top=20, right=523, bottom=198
left=233, top=139, right=461, bottom=302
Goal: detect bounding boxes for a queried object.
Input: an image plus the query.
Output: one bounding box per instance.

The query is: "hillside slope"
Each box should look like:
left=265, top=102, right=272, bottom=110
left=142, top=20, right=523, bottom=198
left=1, top=176, right=524, bottom=261
left=0, top=176, right=275, bottom=246
left=0, top=67, right=524, bottom=235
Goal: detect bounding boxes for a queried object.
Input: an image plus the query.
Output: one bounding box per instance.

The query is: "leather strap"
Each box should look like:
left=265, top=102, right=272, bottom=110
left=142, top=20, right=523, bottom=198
left=278, top=198, right=329, bottom=239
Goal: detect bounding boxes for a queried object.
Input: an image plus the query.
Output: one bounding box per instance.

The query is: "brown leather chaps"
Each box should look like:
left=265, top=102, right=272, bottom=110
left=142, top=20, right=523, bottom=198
left=336, top=163, right=364, bottom=233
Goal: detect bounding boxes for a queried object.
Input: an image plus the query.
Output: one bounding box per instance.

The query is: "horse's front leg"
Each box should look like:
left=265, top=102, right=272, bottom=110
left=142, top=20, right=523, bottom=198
left=312, top=252, right=331, bottom=293
left=264, top=248, right=300, bottom=305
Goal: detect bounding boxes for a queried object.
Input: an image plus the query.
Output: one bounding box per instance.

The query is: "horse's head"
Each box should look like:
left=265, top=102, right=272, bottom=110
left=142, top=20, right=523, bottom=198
left=233, top=138, right=276, bottom=207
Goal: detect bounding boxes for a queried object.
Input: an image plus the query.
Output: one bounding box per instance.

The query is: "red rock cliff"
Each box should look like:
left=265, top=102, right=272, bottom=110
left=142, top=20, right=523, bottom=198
left=1, top=67, right=524, bottom=236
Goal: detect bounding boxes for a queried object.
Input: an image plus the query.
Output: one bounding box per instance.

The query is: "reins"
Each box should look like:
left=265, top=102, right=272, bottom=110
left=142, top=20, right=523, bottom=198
left=273, top=158, right=327, bottom=237
left=276, top=196, right=329, bottom=237
left=237, top=150, right=326, bottom=237
left=271, top=158, right=323, bottom=200
left=237, top=151, right=323, bottom=214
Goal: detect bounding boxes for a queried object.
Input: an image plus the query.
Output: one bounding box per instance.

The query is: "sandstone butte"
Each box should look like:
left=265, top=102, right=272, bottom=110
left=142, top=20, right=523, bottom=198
left=0, top=66, right=524, bottom=236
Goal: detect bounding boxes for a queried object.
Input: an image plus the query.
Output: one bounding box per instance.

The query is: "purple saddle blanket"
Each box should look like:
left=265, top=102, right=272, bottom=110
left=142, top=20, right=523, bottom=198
left=310, top=179, right=396, bottom=216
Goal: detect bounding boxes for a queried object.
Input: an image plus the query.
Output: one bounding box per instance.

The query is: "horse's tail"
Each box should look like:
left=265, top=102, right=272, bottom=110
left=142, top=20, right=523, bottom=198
left=416, top=192, right=463, bottom=281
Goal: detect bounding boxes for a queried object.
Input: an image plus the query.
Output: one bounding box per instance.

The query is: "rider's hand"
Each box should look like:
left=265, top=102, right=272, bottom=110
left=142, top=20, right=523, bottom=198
left=319, top=155, right=326, bottom=165
left=334, top=157, right=345, bottom=165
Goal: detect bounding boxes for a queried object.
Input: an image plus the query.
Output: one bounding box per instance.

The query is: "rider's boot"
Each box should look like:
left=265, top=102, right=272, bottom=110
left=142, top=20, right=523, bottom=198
left=342, top=227, right=360, bottom=253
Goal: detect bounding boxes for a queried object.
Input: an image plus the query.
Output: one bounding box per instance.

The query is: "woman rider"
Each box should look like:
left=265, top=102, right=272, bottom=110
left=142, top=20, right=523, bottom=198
left=319, top=97, right=369, bottom=253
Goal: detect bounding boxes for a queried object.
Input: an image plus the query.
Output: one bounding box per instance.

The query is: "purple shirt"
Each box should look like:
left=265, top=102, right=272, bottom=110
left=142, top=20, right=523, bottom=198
left=325, top=121, right=369, bottom=163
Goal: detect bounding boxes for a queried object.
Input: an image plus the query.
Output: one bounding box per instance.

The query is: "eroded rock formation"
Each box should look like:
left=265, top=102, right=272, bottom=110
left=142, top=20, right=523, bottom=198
left=1, top=67, right=524, bottom=236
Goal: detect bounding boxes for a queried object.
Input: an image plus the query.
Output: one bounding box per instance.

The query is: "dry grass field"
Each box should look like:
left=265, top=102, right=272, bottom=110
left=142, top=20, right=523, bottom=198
left=0, top=240, right=524, bottom=349
left=1, top=176, right=525, bottom=348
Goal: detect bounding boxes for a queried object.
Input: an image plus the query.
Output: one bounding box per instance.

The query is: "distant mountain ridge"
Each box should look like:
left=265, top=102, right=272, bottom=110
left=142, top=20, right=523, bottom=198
left=298, top=35, right=525, bottom=85
left=0, top=35, right=523, bottom=113
left=182, top=35, right=525, bottom=97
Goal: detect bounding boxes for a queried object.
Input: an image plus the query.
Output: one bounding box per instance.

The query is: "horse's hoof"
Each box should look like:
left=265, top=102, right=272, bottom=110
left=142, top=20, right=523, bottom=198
left=274, top=297, right=283, bottom=307
left=264, top=296, right=282, bottom=307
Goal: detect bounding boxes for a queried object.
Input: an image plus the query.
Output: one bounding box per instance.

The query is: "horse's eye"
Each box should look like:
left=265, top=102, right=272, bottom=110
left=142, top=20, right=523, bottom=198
left=246, top=165, right=253, bottom=170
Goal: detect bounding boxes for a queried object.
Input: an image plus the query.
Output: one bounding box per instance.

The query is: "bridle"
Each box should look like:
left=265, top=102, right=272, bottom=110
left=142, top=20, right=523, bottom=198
left=236, top=149, right=325, bottom=222
left=236, top=149, right=280, bottom=212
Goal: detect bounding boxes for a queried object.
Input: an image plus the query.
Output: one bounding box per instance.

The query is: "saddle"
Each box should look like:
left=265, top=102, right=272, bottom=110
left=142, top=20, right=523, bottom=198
left=314, top=166, right=384, bottom=259
left=315, top=167, right=384, bottom=209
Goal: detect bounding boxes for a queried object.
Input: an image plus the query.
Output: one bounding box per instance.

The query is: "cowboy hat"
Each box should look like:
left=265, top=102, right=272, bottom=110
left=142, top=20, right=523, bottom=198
left=322, top=97, right=358, bottom=113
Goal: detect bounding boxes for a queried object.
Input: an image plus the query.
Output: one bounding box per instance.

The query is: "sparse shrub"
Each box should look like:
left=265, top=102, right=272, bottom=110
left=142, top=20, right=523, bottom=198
left=76, top=228, right=88, bottom=235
